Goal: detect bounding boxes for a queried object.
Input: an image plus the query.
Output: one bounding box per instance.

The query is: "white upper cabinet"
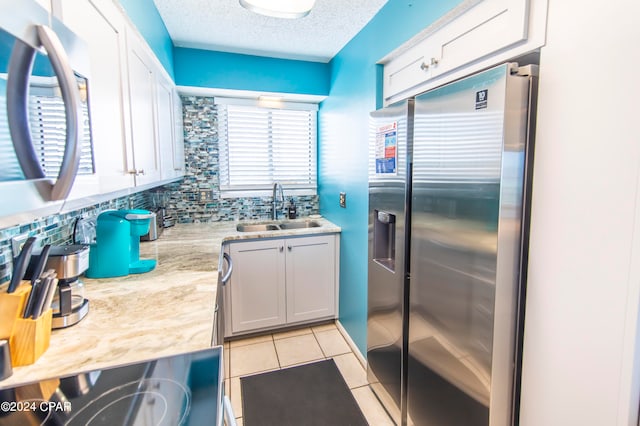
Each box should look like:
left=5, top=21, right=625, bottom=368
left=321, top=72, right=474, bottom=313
left=56, top=0, right=183, bottom=198
left=34, top=0, right=50, bottom=12
left=157, top=75, right=185, bottom=181
left=172, top=88, right=185, bottom=178
left=58, top=0, right=135, bottom=195
left=382, top=0, right=548, bottom=103
left=127, top=30, right=162, bottom=186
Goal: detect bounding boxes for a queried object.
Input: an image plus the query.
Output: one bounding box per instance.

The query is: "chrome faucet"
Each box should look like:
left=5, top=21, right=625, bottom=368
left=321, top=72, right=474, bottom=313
left=272, top=182, right=284, bottom=220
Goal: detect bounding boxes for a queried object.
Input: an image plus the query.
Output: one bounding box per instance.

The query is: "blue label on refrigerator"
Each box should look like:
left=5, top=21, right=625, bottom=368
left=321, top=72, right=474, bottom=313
left=375, top=122, right=398, bottom=174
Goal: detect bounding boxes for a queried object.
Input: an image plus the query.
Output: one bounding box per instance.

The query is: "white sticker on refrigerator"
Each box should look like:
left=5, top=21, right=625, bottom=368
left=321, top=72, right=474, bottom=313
left=375, top=122, right=398, bottom=174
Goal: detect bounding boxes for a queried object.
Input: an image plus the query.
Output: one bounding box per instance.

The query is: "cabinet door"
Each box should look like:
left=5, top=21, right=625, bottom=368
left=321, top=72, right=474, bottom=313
left=127, top=33, right=161, bottom=186
left=172, top=89, right=185, bottom=177
left=228, top=239, right=287, bottom=333
left=430, top=0, right=529, bottom=79
left=60, top=0, right=134, bottom=194
left=156, top=75, right=176, bottom=180
left=285, top=235, right=336, bottom=324
left=383, top=0, right=532, bottom=102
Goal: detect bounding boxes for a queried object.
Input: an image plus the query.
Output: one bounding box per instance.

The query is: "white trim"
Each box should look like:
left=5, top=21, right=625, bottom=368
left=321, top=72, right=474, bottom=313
left=336, top=319, right=367, bottom=369
left=219, top=188, right=317, bottom=199
left=215, top=96, right=319, bottom=111
left=176, top=85, right=327, bottom=104
left=617, top=156, right=640, bottom=425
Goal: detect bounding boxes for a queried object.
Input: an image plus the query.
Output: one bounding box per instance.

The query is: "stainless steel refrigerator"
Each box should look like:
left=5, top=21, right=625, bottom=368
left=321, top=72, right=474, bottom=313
left=367, top=62, right=537, bottom=426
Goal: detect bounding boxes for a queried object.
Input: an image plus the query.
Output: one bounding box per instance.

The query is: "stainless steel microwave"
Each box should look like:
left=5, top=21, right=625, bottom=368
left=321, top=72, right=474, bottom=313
left=0, top=0, right=94, bottom=225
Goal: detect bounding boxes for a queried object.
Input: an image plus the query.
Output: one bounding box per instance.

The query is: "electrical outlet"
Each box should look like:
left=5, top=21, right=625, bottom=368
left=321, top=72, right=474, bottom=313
left=199, top=190, right=213, bottom=202
left=339, top=192, right=347, bottom=208
left=11, top=233, right=30, bottom=257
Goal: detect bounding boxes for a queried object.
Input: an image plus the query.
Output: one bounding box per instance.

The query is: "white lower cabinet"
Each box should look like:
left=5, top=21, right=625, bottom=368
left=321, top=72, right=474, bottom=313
left=285, top=236, right=336, bottom=323
left=228, top=238, right=287, bottom=334
left=225, top=234, right=339, bottom=337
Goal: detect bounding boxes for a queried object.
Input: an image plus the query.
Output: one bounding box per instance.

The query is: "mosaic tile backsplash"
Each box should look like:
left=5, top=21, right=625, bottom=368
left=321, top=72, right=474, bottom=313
left=159, top=96, right=319, bottom=223
left=0, top=192, right=150, bottom=284
left=0, top=95, right=319, bottom=283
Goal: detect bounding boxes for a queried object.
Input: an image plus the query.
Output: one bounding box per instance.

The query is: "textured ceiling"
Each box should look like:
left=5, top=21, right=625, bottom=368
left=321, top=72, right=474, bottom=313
left=153, top=0, right=388, bottom=62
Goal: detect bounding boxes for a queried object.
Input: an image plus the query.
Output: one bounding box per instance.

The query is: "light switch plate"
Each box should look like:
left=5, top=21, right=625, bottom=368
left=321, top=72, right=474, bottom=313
left=339, top=192, right=346, bottom=208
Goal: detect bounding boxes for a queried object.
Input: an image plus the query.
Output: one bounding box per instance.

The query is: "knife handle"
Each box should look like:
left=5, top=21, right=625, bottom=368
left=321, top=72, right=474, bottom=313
left=7, top=237, right=36, bottom=294
left=22, top=280, right=40, bottom=319
left=31, top=277, right=51, bottom=320
left=43, top=278, right=58, bottom=315
left=30, top=245, right=51, bottom=286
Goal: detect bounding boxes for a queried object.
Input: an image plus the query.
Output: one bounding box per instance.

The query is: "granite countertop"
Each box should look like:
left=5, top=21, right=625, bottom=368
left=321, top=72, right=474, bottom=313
left=1, top=217, right=340, bottom=388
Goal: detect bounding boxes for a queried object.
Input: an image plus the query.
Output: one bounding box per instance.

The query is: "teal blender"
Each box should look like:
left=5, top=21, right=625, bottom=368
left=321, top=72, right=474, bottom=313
left=85, top=210, right=157, bottom=278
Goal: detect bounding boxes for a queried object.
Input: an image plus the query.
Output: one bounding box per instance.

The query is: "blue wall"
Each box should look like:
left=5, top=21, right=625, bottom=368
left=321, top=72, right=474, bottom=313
left=119, top=0, right=175, bottom=80
left=318, top=0, right=463, bottom=356
left=174, top=48, right=330, bottom=96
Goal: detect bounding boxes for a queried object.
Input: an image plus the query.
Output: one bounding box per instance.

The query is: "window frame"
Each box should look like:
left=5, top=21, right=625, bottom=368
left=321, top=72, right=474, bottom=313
left=216, top=97, right=318, bottom=198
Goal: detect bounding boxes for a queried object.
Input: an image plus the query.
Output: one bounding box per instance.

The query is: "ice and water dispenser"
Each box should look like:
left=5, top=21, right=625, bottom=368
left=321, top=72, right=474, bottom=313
left=373, top=210, right=396, bottom=271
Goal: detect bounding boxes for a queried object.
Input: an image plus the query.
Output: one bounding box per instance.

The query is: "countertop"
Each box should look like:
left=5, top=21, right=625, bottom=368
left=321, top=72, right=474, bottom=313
left=0, top=217, right=340, bottom=388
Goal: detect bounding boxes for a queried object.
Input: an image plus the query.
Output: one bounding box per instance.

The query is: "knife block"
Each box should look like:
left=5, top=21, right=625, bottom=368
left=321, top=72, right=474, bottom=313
left=15, top=377, right=60, bottom=402
left=0, top=282, right=31, bottom=340
left=9, top=309, right=52, bottom=367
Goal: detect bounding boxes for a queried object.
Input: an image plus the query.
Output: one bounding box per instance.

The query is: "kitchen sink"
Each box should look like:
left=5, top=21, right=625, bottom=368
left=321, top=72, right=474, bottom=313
left=278, top=221, right=321, bottom=230
left=236, top=223, right=281, bottom=232
left=236, top=220, right=322, bottom=232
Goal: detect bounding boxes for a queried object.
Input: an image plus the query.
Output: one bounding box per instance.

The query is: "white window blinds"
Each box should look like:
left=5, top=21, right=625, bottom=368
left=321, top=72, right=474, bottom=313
left=217, top=102, right=317, bottom=194
left=0, top=78, right=94, bottom=182
left=28, top=90, right=95, bottom=179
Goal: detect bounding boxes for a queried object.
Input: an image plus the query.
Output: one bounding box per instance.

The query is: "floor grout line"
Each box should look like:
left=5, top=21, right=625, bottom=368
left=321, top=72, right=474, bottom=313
left=269, top=333, right=283, bottom=369
left=228, top=322, right=390, bottom=426
left=312, top=327, right=328, bottom=359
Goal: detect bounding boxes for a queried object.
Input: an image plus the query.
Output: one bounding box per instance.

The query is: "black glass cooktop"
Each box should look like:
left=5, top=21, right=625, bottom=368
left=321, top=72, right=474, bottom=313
left=0, top=347, right=223, bottom=426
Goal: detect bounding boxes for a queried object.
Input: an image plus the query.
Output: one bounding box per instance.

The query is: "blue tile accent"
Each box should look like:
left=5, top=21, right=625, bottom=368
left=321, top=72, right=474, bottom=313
left=159, top=96, right=319, bottom=223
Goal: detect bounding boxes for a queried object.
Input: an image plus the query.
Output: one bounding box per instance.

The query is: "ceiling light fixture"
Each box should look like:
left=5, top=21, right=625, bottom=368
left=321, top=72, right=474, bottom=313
left=239, top=0, right=316, bottom=19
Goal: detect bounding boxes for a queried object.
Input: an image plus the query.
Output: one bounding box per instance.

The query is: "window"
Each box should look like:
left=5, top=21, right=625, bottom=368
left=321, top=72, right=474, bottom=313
left=217, top=99, right=317, bottom=196
left=28, top=82, right=95, bottom=179
left=0, top=77, right=94, bottom=182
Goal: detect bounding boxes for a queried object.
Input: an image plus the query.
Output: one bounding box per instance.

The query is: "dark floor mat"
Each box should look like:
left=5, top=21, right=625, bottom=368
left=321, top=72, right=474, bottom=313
left=241, top=359, right=368, bottom=426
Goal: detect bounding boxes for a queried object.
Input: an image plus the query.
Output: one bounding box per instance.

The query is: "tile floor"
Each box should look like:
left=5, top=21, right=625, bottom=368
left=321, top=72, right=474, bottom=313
left=224, top=322, right=394, bottom=426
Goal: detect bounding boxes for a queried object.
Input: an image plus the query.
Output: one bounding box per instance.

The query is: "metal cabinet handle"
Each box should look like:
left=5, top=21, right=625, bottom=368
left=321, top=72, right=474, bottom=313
left=221, top=253, right=233, bottom=285
left=420, top=62, right=429, bottom=71
left=7, top=25, right=83, bottom=201
left=287, top=245, right=292, bottom=251
left=127, top=169, right=145, bottom=176
left=279, top=246, right=284, bottom=252
left=430, top=57, right=439, bottom=66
